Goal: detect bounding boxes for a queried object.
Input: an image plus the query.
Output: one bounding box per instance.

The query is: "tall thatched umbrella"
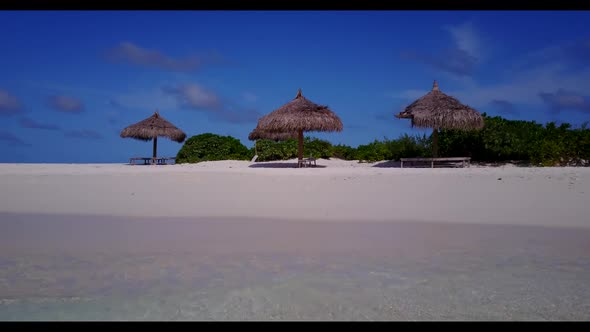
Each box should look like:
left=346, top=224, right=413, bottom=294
left=395, top=81, right=484, bottom=157
left=120, top=110, right=186, bottom=160
left=248, top=128, right=298, bottom=141
left=254, top=88, right=343, bottom=166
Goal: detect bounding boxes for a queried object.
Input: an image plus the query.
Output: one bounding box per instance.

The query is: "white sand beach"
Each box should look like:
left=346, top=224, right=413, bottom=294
left=0, top=159, right=588, bottom=228
left=1, top=160, right=589, bottom=320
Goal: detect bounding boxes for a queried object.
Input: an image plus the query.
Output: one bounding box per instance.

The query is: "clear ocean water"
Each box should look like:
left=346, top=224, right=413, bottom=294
left=1, top=213, right=589, bottom=321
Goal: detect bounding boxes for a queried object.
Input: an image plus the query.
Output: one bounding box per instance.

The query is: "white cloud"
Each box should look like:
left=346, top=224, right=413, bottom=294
left=64, top=129, right=103, bottom=140
left=107, top=42, right=202, bottom=72
left=393, top=37, right=590, bottom=112
left=444, top=21, right=482, bottom=60
left=163, top=83, right=222, bottom=111
left=105, top=42, right=225, bottom=73
left=0, top=130, right=30, bottom=146
left=47, top=95, right=84, bottom=113
left=539, top=89, right=590, bottom=113
left=112, top=89, right=178, bottom=111
left=0, top=89, right=22, bottom=115
left=162, top=83, right=260, bottom=123
left=388, top=89, right=429, bottom=101
left=19, top=117, right=61, bottom=130
left=242, top=92, right=259, bottom=103
left=401, top=21, right=484, bottom=77
left=446, top=64, right=590, bottom=108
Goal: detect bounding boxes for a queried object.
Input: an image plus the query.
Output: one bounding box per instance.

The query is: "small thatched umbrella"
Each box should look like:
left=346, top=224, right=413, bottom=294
left=255, top=88, right=343, bottom=166
left=395, top=81, right=484, bottom=157
left=120, top=110, right=186, bottom=161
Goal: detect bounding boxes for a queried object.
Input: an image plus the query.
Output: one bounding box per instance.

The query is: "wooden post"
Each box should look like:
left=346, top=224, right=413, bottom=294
left=298, top=129, right=304, bottom=168
left=432, top=128, right=439, bottom=158
left=152, top=136, right=158, bottom=164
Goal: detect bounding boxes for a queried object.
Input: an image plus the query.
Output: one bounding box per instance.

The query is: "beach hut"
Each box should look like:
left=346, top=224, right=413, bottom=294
left=395, top=81, right=484, bottom=157
left=120, top=110, right=186, bottom=164
left=253, top=88, right=343, bottom=167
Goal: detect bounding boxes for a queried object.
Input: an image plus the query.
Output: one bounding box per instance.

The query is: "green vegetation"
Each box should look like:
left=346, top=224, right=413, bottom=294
left=354, top=134, right=431, bottom=162
left=175, top=133, right=252, bottom=163
left=175, top=115, right=590, bottom=166
left=438, top=114, right=590, bottom=166
left=254, top=137, right=334, bottom=162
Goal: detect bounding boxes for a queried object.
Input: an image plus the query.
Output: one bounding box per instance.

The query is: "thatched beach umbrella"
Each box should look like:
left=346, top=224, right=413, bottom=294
left=120, top=110, right=186, bottom=160
left=395, top=81, right=483, bottom=157
left=248, top=128, right=298, bottom=141
left=255, top=88, right=343, bottom=166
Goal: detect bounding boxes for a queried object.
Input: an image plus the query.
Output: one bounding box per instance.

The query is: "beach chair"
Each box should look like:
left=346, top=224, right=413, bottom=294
left=300, top=153, right=317, bottom=168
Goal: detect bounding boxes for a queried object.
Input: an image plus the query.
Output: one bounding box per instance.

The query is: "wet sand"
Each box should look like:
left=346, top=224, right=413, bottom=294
left=1, top=212, right=589, bottom=321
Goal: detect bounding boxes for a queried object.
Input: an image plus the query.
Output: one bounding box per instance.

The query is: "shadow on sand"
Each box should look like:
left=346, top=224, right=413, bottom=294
left=124, top=164, right=176, bottom=166
left=372, top=160, right=444, bottom=168
left=471, top=161, right=532, bottom=168
left=372, top=159, right=534, bottom=168
left=249, top=162, right=328, bottom=169
left=372, top=160, right=401, bottom=168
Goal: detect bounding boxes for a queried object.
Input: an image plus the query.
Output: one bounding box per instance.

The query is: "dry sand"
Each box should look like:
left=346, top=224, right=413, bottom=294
left=0, top=159, right=588, bottom=228
left=0, top=160, right=589, bottom=320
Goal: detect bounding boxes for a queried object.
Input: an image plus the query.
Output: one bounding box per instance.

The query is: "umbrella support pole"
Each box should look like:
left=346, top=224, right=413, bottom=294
left=298, top=130, right=304, bottom=168
left=152, top=136, right=158, bottom=165
left=432, top=128, right=438, bottom=158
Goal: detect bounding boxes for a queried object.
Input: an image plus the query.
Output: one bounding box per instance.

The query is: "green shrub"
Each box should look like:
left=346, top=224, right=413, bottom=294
left=332, top=144, right=357, bottom=160
left=437, top=114, right=590, bottom=166
left=565, top=124, right=590, bottom=165
left=303, top=137, right=333, bottom=159
left=174, top=114, right=590, bottom=167
left=254, top=137, right=333, bottom=161
left=480, top=116, right=543, bottom=161
left=356, top=140, right=391, bottom=162
left=387, top=134, right=431, bottom=160
left=254, top=139, right=297, bottom=161
left=351, top=134, right=431, bottom=162
left=176, top=133, right=252, bottom=163
left=529, top=123, right=575, bottom=166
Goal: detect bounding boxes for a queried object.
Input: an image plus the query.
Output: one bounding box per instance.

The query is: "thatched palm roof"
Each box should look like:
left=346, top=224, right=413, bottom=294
left=252, top=89, right=343, bottom=167
left=248, top=128, right=297, bottom=141
left=395, top=81, right=484, bottom=130
left=120, top=111, right=186, bottom=142
left=256, top=89, right=343, bottom=133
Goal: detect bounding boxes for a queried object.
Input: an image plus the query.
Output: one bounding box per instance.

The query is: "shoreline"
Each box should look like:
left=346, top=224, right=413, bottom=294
left=2, top=211, right=589, bottom=256
left=1, top=162, right=589, bottom=320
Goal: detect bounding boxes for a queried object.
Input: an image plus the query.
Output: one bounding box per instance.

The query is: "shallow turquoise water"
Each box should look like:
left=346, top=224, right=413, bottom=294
left=1, top=213, right=589, bottom=321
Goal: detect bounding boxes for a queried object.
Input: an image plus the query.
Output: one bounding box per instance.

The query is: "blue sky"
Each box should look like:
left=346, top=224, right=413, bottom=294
left=1, top=10, right=589, bottom=163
